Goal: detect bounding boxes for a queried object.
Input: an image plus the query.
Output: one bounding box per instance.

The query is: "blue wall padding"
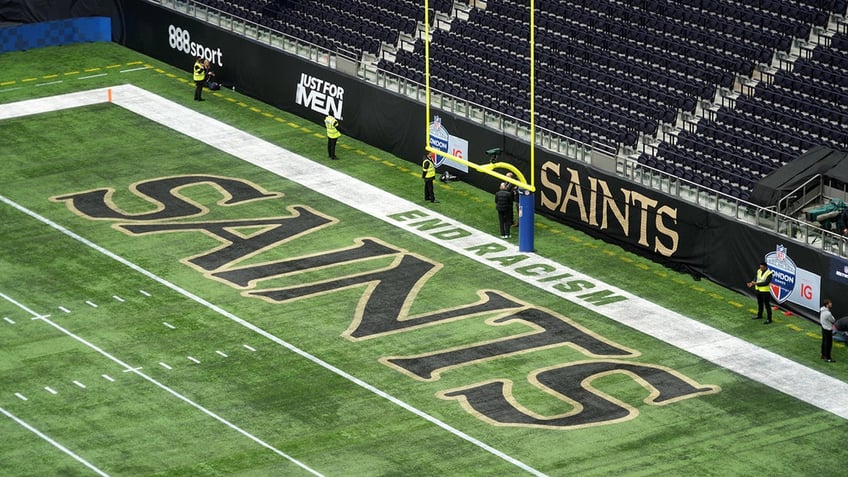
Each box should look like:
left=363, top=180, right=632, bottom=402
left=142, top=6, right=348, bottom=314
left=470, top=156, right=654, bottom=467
left=0, top=17, right=111, bottom=53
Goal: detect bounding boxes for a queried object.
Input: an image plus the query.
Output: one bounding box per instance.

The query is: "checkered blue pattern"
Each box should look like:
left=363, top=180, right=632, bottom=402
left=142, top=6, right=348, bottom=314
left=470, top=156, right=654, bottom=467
left=1, top=17, right=111, bottom=54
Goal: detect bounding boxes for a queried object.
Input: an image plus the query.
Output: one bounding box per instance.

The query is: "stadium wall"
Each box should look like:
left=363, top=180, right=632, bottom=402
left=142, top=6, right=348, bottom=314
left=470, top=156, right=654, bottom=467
left=8, top=0, right=842, bottom=321
left=0, top=17, right=111, bottom=52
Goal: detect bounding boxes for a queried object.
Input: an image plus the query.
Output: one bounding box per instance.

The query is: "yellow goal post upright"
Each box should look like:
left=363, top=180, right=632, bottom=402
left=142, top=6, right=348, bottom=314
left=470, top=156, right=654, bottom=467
left=423, top=0, right=537, bottom=251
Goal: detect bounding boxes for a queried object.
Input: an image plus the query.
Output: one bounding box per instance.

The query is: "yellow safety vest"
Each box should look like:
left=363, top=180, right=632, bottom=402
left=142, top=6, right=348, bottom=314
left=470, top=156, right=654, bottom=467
left=754, top=268, right=772, bottom=293
left=193, top=61, right=206, bottom=82
left=422, top=159, right=436, bottom=179
left=325, top=116, right=340, bottom=138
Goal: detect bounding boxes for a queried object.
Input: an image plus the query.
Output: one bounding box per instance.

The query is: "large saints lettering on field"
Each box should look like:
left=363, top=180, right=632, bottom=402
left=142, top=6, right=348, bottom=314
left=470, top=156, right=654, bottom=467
left=52, top=175, right=719, bottom=429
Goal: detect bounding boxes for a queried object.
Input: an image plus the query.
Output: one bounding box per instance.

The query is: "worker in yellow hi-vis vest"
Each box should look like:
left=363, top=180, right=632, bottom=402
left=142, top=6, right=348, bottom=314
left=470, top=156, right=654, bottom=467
left=747, top=262, right=774, bottom=324
left=422, top=153, right=439, bottom=203
left=193, top=57, right=207, bottom=101
left=324, top=115, right=341, bottom=160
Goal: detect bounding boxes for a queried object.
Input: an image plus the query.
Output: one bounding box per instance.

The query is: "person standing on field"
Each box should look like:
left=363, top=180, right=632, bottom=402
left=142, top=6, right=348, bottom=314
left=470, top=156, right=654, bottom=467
left=422, top=153, right=439, bottom=203
left=820, top=299, right=836, bottom=362
left=193, top=56, right=207, bottom=101
left=325, top=115, right=341, bottom=160
left=495, top=182, right=514, bottom=239
left=746, top=262, right=773, bottom=324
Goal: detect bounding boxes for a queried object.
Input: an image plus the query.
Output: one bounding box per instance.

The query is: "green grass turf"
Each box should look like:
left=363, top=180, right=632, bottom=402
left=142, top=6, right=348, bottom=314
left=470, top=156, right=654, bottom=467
left=1, top=42, right=846, bottom=476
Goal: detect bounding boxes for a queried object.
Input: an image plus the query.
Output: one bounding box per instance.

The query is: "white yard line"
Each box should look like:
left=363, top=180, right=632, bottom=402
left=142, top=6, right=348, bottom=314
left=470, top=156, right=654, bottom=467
left=0, top=291, right=324, bottom=477
left=1, top=407, right=110, bottom=477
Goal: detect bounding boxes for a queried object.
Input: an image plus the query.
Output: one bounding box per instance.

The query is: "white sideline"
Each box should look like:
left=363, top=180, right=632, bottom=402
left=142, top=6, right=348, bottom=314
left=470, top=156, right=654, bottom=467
left=1, top=406, right=110, bottom=477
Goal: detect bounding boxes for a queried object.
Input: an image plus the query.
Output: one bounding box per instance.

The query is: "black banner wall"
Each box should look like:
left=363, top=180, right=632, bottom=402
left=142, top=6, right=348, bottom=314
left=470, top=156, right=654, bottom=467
left=110, top=0, right=844, bottom=322
left=1, top=0, right=119, bottom=23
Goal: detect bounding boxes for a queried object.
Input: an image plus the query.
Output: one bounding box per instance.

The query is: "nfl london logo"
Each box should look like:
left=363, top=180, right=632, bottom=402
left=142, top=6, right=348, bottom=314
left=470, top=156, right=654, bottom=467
left=775, top=244, right=787, bottom=261
left=432, top=115, right=443, bottom=132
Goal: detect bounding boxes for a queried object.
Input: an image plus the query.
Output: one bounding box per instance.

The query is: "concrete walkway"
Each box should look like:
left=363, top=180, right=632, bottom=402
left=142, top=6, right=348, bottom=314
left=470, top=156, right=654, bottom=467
left=4, top=84, right=848, bottom=420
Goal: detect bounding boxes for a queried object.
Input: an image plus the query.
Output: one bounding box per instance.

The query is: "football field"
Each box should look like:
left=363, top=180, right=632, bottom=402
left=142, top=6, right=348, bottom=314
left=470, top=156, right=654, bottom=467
left=1, top=42, right=847, bottom=476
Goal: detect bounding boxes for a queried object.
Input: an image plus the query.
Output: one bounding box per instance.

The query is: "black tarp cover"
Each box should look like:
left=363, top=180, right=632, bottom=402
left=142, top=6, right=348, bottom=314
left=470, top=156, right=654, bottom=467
left=749, top=146, right=848, bottom=206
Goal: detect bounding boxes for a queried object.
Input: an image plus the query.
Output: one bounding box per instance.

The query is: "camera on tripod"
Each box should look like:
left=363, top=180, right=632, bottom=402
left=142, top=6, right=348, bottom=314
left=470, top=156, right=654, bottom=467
left=486, top=147, right=503, bottom=163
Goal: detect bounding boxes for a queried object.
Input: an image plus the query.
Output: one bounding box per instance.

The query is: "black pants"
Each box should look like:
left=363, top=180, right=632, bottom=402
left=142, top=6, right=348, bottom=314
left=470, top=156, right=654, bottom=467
left=498, top=210, right=513, bottom=237
left=327, top=137, right=338, bottom=159
left=756, top=291, right=772, bottom=320
left=822, top=328, right=833, bottom=360
left=424, top=178, right=435, bottom=202
left=194, top=80, right=204, bottom=100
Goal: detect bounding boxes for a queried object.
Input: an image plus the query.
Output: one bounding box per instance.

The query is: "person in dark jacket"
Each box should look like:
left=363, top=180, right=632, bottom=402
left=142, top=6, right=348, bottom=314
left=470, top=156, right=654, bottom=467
left=820, top=299, right=836, bottom=362
left=495, top=182, right=514, bottom=239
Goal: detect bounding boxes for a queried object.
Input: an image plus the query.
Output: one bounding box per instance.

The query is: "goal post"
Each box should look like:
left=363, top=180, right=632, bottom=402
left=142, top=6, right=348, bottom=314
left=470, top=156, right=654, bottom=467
left=423, top=0, right=536, bottom=251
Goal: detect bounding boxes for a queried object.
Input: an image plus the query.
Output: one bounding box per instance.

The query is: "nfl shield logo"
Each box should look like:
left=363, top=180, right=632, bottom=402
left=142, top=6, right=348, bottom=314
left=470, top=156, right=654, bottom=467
left=775, top=245, right=786, bottom=261
left=433, top=115, right=443, bottom=132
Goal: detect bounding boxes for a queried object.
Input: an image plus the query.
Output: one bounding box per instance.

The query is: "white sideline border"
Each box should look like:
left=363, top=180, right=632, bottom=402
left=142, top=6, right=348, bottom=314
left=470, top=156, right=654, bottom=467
left=1, top=87, right=847, bottom=422
left=0, top=406, right=110, bottom=477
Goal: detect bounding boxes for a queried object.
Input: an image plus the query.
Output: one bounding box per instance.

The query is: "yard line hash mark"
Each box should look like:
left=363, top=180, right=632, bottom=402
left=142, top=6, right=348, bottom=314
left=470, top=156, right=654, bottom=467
left=0, top=296, right=323, bottom=476
left=187, top=356, right=200, bottom=364
left=14, top=393, right=27, bottom=401
left=163, top=322, right=175, bottom=329
left=3, top=317, right=14, bottom=324
left=112, top=295, right=125, bottom=302
left=216, top=350, right=228, bottom=358
left=101, top=374, right=115, bottom=382
left=86, top=301, right=98, bottom=308
left=59, top=306, right=70, bottom=313
left=139, top=290, right=151, bottom=297
left=1, top=407, right=111, bottom=476
left=45, top=387, right=57, bottom=395
left=73, top=381, right=87, bottom=389
left=159, top=362, right=172, bottom=370
left=243, top=344, right=256, bottom=352
left=120, top=66, right=150, bottom=73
